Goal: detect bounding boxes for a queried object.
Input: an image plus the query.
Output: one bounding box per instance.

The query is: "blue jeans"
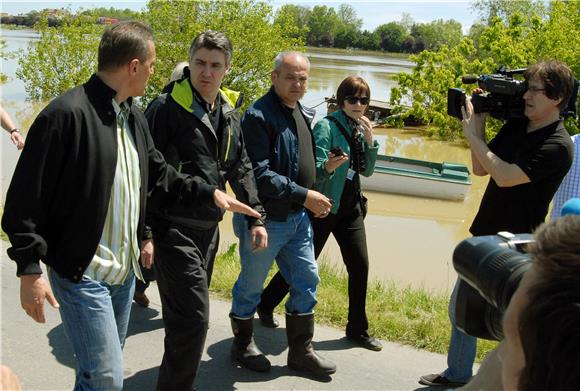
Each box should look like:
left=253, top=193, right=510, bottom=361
left=230, top=210, right=319, bottom=318
left=48, top=268, right=135, bottom=391
left=442, top=278, right=476, bottom=382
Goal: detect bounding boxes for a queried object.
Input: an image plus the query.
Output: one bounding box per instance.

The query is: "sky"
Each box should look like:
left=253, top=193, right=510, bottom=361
left=1, top=1, right=480, bottom=32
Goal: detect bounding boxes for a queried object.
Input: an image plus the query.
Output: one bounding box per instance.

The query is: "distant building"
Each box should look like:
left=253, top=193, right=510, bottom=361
left=97, top=17, right=119, bottom=25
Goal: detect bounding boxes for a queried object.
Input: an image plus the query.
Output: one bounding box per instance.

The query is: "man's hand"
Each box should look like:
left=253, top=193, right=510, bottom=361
left=10, top=131, right=25, bottom=150
left=461, top=96, right=486, bottom=142
left=325, top=152, right=349, bottom=173
left=213, top=189, right=261, bottom=218
left=140, top=239, right=154, bottom=269
left=20, top=274, right=59, bottom=323
left=303, top=189, right=332, bottom=218
left=250, top=226, right=268, bottom=252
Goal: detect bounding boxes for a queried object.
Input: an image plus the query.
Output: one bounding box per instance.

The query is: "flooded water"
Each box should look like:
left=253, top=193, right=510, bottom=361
left=0, top=30, right=488, bottom=293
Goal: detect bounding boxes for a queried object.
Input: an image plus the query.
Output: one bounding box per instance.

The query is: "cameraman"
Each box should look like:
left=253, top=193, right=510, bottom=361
left=419, top=60, right=575, bottom=388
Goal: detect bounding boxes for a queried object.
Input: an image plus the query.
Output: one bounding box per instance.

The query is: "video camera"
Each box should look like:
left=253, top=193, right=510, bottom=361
left=447, top=65, right=579, bottom=121
left=453, top=231, right=534, bottom=341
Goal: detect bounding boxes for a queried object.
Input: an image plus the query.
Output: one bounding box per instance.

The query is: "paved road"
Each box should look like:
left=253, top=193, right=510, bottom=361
left=1, top=247, right=450, bottom=390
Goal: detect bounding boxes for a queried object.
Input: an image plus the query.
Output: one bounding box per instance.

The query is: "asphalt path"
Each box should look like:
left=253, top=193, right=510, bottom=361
left=1, top=246, right=452, bottom=390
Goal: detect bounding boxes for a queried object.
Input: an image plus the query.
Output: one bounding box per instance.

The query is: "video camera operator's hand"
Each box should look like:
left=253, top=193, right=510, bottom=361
left=461, top=95, right=487, bottom=142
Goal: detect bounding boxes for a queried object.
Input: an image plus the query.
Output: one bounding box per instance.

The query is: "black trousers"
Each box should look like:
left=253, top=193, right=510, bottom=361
left=154, top=223, right=219, bottom=391
left=260, top=184, right=370, bottom=335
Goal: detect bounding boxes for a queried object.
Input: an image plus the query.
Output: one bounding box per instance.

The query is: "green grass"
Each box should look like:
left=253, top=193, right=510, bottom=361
left=210, top=243, right=497, bottom=362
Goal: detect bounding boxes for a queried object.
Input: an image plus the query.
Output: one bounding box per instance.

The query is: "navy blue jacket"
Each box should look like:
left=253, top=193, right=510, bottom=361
left=241, top=87, right=316, bottom=221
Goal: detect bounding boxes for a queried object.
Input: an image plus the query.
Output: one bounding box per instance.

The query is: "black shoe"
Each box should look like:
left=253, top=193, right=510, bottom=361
left=418, top=373, right=467, bottom=387
left=346, top=331, right=383, bottom=351
left=133, top=291, right=150, bottom=307
left=257, top=307, right=279, bottom=328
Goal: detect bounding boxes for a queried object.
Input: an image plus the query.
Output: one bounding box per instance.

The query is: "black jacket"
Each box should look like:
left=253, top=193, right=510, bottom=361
left=1, top=74, right=215, bottom=282
left=144, top=73, right=265, bottom=229
left=241, top=87, right=316, bottom=221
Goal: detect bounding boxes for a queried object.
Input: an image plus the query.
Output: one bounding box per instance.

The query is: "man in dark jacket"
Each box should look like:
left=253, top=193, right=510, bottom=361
left=229, top=51, right=336, bottom=377
left=1, top=22, right=258, bottom=391
left=144, top=31, right=266, bottom=391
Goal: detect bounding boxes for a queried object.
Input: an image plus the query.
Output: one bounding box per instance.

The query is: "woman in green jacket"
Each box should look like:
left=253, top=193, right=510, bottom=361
left=258, top=76, right=382, bottom=351
left=310, top=76, right=381, bottom=350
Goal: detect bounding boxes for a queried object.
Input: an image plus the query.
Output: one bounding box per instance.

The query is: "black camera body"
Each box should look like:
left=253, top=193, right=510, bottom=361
left=448, top=66, right=579, bottom=122
left=453, top=231, right=534, bottom=341
left=448, top=67, right=528, bottom=121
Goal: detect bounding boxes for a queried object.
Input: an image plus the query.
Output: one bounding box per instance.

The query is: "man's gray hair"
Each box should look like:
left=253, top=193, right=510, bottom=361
left=189, top=30, right=233, bottom=64
left=273, top=51, right=310, bottom=73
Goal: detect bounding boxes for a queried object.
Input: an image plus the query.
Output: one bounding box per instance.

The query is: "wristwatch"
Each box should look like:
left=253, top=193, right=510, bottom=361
left=9, top=128, right=19, bottom=133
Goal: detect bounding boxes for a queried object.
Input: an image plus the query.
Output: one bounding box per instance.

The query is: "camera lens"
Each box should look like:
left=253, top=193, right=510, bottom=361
left=454, top=236, right=532, bottom=311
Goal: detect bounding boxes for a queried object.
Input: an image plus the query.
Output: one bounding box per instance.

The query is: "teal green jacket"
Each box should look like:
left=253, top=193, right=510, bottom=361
left=313, top=109, right=379, bottom=214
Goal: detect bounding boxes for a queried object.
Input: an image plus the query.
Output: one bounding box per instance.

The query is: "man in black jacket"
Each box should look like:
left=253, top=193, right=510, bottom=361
left=1, top=22, right=258, bottom=391
left=144, top=31, right=266, bottom=391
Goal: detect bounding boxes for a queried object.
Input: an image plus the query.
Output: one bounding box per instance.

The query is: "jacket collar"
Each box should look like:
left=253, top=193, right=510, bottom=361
left=84, top=74, right=135, bottom=112
left=267, top=86, right=315, bottom=125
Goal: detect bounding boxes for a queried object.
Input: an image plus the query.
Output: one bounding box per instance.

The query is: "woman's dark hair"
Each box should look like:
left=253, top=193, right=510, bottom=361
left=336, top=76, right=371, bottom=108
left=524, top=60, right=575, bottom=110
left=98, top=21, right=153, bottom=71
left=517, top=216, right=580, bottom=390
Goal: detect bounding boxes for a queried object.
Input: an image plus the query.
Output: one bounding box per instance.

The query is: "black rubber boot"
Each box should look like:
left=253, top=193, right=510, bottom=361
left=286, top=313, right=337, bottom=376
left=230, top=315, right=271, bottom=372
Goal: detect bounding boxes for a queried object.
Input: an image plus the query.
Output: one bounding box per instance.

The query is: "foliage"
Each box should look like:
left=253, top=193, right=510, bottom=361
left=0, top=39, right=12, bottom=83
left=306, top=5, right=339, bottom=46
left=78, top=7, right=142, bottom=20
left=274, top=4, right=310, bottom=42
left=16, top=1, right=303, bottom=109
left=16, top=11, right=103, bottom=101
left=471, top=0, right=547, bottom=25
left=411, top=19, right=464, bottom=51
left=375, top=22, right=408, bottom=52
left=390, top=1, right=580, bottom=140
left=144, top=0, right=303, bottom=108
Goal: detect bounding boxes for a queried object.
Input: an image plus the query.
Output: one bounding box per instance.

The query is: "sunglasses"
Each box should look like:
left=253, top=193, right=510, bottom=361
left=345, top=96, right=370, bottom=105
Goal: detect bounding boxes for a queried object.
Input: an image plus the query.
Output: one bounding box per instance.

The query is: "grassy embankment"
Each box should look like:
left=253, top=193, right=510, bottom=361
left=210, top=243, right=498, bottom=362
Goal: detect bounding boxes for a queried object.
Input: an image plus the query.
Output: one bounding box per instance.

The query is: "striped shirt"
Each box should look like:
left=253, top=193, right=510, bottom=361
left=551, top=134, right=580, bottom=219
left=84, top=99, right=143, bottom=284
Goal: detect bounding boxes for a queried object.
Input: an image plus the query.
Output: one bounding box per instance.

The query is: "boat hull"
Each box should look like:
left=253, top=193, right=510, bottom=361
left=361, top=155, right=472, bottom=201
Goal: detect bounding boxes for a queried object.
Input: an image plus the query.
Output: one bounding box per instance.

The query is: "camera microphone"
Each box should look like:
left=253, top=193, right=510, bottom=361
left=461, top=75, right=479, bottom=84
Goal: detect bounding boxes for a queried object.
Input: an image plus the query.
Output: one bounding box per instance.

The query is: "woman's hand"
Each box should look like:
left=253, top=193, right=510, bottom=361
left=325, top=151, right=349, bottom=173
left=359, top=115, right=373, bottom=145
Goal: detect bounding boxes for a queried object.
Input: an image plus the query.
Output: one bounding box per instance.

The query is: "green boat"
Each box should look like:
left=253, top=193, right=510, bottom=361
left=361, top=154, right=472, bottom=201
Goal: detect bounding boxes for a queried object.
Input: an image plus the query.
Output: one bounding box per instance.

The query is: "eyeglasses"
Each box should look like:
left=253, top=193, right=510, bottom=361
left=527, top=86, right=546, bottom=95
left=345, top=96, right=370, bottom=105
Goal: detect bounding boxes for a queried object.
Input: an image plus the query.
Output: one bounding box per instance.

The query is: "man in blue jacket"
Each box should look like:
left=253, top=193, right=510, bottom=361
left=1, top=22, right=258, bottom=391
left=229, top=51, right=336, bottom=377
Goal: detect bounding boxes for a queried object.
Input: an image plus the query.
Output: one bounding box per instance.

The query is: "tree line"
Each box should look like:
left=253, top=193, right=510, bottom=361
left=274, top=3, right=464, bottom=53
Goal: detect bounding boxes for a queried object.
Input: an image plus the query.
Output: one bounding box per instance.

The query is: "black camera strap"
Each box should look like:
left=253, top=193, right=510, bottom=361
left=325, top=116, right=367, bottom=216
